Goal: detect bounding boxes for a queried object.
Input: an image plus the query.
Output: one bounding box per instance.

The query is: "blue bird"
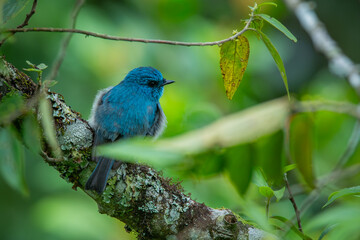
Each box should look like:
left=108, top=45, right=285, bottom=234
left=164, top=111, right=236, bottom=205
left=85, top=67, right=174, bottom=194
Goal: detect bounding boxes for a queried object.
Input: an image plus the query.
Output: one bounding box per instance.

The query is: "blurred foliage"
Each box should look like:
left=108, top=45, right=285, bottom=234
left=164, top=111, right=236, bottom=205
left=290, top=113, right=315, bottom=189
left=1, top=0, right=360, bottom=239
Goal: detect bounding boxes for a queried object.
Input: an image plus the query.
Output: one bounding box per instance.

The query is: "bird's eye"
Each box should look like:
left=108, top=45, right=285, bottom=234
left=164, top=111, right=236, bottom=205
left=148, top=80, right=157, bottom=87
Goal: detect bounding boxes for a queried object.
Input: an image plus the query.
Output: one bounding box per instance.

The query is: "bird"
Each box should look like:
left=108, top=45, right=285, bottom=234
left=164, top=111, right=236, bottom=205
left=85, top=67, right=174, bottom=194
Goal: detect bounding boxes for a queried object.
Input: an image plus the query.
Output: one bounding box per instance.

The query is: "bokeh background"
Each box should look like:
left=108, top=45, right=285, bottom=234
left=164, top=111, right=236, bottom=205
left=1, top=0, right=360, bottom=239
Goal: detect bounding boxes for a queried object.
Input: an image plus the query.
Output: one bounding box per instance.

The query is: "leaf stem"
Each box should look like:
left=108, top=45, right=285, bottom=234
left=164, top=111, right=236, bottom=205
left=266, top=197, right=271, bottom=219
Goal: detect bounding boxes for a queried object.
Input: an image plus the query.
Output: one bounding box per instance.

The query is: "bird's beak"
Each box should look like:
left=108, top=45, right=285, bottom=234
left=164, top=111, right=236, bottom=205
left=162, top=79, right=175, bottom=86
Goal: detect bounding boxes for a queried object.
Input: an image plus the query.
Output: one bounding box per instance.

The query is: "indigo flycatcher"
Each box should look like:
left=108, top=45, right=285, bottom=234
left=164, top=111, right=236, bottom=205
left=85, top=67, right=174, bottom=194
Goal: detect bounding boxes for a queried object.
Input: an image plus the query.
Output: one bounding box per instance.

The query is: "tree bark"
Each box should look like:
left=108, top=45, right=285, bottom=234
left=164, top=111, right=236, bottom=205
left=0, top=57, right=263, bottom=240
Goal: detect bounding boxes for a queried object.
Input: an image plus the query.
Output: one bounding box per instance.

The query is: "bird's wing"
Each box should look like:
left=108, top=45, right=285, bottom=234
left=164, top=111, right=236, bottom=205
left=147, top=103, right=167, bottom=138
left=88, top=86, right=113, bottom=129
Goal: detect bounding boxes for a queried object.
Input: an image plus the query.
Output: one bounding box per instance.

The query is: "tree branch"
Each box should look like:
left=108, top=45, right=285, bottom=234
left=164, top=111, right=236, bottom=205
left=0, top=58, right=263, bottom=239
left=284, top=0, right=360, bottom=95
left=4, top=18, right=253, bottom=47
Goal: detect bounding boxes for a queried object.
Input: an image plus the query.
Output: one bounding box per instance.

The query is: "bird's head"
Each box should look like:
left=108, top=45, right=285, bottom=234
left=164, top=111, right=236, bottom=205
left=122, top=67, right=174, bottom=101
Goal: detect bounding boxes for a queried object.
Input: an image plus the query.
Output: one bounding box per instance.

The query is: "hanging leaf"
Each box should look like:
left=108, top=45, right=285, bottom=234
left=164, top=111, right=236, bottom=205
left=225, top=144, right=254, bottom=195
left=257, top=31, right=290, bottom=99
left=257, top=131, right=284, bottom=186
left=323, top=186, right=360, bottom=208
left=257, top=14, right=297, bottom=42
left=290, top=114, right=315, bottom=188
left=220, top=35, right=250, bottom=100
left=0, top=125, right=28, bottom=196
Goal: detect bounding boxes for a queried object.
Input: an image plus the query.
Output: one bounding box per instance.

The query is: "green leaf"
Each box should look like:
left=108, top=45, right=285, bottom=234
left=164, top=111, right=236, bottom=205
left=39, top=96, right=61, bottom=158
left=22, top=113, right=41, bottom=154
left=250, top=18, right=264, bottom=32
left=253, top=168, right=269, bottom=187
left=273, top=187, right=285, bottom=201
left=271, top=216, right=312, bottom=240
left=290, top=114, right=315, bottom=188
left=24, top=61, right=48, bottom=72
left=23, top=68, right=42, bottom=73
left=225, top=145, right=254, bottom=195
left=259, top=186, right=274, bottom=198
left=36, top=63, right=48, bottom=70
left=257, top=31, right=290, bottom=99
left=257, top=14, right=297, bottom=42
left=2, top=0, right=30, bottom=24
left=257, top=131, right=284, bottom=186
left=0, top=125, right=28, bottom=196
left=190, top=151, right=225, bottom=177
left=323, top=186, right=360, bottom=208
left=0, top=93, right=25, bottom=124
left=97, top=138, right=183, bottom=168
left=257, top=2, right=278, bottom=8
left=318, top=224, right=336, bottom=240
left=25, top=60, right=35, bottom=67
left=284, top=164, right=296, bottom=173
left=220, top=35, right=250, bottom=100
left=42, top=80, right=57, bottom=88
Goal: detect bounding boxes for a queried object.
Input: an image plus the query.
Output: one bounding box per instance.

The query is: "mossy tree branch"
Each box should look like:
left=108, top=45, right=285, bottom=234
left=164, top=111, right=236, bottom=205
left=0, top=58, right=263, bottom=239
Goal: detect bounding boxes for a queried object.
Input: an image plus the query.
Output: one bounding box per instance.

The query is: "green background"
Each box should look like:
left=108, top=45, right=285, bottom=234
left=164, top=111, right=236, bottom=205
left=1, top=0, right=360, bottom=239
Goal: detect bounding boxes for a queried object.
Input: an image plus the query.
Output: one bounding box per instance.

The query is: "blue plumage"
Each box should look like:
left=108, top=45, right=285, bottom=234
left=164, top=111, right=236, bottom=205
left=85, top=67, right=174, bottom=194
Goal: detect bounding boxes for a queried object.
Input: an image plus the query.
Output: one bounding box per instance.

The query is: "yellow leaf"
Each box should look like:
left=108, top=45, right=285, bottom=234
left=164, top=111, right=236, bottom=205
left=220, top=36, right=250, bottom=100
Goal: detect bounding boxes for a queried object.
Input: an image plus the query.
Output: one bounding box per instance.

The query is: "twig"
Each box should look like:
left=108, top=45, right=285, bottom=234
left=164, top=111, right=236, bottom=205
left=17, top=0, right=38, bottom=28
left=0, top=0, right=38, bottom=47
left=47, top=0, right=85, bottom=80
left=40, top=150, right=62, bottom=163
left=292, top=100, right=360, bottom=119
left=5, top=17, right=253, bottom=47
left=284, top=0, right=360, bottom=95
left=284, top=173, right=303, bottom=233
left=282, top=114, right=303, bottom=234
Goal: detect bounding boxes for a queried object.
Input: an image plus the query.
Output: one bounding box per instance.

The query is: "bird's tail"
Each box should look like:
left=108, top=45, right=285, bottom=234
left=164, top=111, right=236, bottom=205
left=85, top=157, right=114, bottom=194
